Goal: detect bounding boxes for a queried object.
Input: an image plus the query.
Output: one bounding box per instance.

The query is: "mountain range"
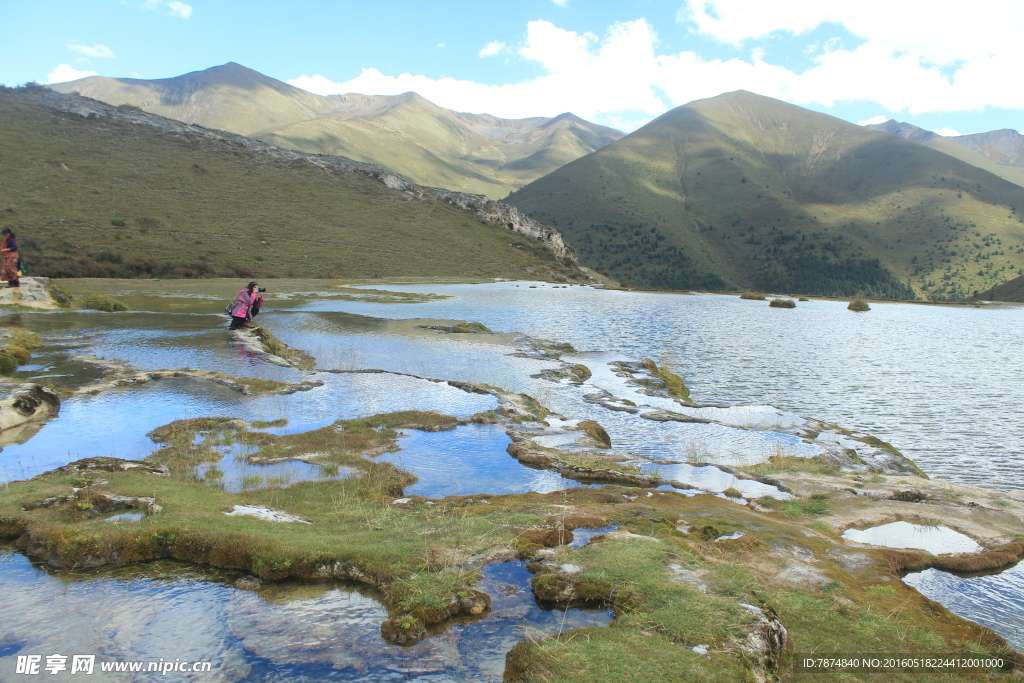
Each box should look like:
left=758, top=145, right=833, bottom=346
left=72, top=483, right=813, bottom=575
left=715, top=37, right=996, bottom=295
left=506, top=91, right=1024, bottom=300
left=866, top=120, right=1024, bottom=189
left=48, top=63, right=623, bottom=199
left=29, top=65, right=1024, bottom=299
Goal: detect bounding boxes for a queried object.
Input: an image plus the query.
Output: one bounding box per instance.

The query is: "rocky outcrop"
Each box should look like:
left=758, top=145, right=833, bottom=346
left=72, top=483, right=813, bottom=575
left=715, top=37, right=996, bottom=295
left=883, top=540, right=1024, bottom=574
left=70, top=358, right=323, bottom=396
left=423, top=188, right=578, bottom=264
left=728, top=603, right=788, bottom=683
left=37, top=91, right=580, bottom=267
left=380, top=589, right=491, bottom=645
left=53, top=457, right=169, bottom=477
left=227, top=325, right=316, bottom=369
left=506, top=441, right=662, bottom=488
left=0, top=383, right=59, bottom=434
left=0, top=277, right=67, bottom=310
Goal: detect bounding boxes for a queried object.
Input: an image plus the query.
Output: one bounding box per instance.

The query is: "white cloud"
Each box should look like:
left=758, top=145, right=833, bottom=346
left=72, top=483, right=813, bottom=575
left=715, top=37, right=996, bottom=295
left=681, top=0, right=1023, bottom=62
left=141, top=0, right=192, bottom=18
left=166, top=1, right=192, bottom=18
left=857, top=115, right=888, bottom=126
left=290, top=20, right=665, bottom=126
left=287, top=12, right=1024, bottom=130
left=45, top=64, right=98, bottom=84
left=479, top=41, right=506, bottom=58
left=932, top=127, right=962, bottom=137
left=68, top=43, right=116, bottom=58
left=552, top=0, right=569, bottom=5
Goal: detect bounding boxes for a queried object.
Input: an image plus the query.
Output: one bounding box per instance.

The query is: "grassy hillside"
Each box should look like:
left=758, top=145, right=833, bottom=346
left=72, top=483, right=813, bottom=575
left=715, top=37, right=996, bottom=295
left=50, top=65, right=623, bottom=199
left=0, top=86, right=579, bottom=282
left=261, top=96, right=515, bottom=199
left=970, top=274, right=1024, bottom=302
left=508, top=91, right=1024, bottom=299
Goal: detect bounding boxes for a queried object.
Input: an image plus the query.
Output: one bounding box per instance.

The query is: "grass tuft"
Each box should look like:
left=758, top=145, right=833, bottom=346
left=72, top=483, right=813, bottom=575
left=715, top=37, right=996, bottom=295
left=847, top=297, right=871, bottom=312
left=77, top=292, right=129, bottom=312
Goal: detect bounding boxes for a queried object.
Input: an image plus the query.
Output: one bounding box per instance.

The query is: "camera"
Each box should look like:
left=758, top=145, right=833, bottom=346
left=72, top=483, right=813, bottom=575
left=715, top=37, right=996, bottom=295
left=258, top=287, right=266, bottom=292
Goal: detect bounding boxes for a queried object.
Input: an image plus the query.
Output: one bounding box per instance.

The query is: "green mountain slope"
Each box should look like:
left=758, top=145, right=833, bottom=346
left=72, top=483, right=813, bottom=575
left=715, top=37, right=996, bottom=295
left=49, top=64, right=623, bottom=199
left=0, top=86, right=581, bottom=282
left=970, top=274, right=1024, bottom=302
left=507, top=91, right=1024, bottom=300
left=867, top=120, right=1024, bottom=189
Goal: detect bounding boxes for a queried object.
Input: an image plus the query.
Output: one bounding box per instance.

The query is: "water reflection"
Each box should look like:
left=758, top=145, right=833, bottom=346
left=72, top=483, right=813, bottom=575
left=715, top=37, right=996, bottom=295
left=841, top=521, right=983, bottom=554
left=0, top=546, right=611, bottom=682
left=381, top=425, right=584, bottom=497
left=0, top=374, right=497, bottom=485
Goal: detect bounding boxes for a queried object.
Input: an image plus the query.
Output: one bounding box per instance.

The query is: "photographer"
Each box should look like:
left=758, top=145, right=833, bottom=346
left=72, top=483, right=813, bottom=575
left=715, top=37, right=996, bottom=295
left=226, top=281, right=265, bottom=330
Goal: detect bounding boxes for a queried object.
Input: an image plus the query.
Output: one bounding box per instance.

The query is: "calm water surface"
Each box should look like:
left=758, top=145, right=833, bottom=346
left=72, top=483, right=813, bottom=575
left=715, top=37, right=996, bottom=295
left=287, top=282, right=1024, bottom=491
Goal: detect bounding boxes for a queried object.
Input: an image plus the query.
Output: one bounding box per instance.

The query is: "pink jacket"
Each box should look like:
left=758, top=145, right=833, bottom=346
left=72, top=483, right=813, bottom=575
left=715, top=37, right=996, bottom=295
left=228, top=289, right=262, bottom=318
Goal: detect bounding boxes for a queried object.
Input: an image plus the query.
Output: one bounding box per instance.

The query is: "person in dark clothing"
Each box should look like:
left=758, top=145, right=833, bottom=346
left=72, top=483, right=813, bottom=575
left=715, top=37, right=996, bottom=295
left=227, top=282, right=264, bottom=329
left=1, top=228, right=19, bottom=287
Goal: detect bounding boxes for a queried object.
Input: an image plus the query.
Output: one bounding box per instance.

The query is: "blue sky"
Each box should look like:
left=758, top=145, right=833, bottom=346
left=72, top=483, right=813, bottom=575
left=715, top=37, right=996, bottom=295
left=3, top=0, right=1023, bottom=134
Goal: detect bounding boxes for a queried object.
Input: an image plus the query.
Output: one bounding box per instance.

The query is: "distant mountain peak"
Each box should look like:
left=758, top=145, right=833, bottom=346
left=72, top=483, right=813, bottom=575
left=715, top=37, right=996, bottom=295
left=47, top=62, right=624, bottom=198
left=866, top=119, right=937, bottom=144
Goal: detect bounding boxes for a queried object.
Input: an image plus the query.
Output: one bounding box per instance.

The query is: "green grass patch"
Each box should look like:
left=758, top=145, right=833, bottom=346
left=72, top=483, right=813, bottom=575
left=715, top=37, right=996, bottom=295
left=780, top=497, right=832, bottom=517
left=847, top=297, right=871, bottom=311
left=515, top=537, right=753, bottom=682
left=506, top=626, right=749, bottom=683
left=0, top=326, right=43, bottom=374
left=328, top=287, right=451, bottom=304
left=207, top=372, right=317, bottom=394
left=770, top=588, right=1015, bottom=680
left=743, top=454, right=840, bottom=477
left=541, top=538, right=747, bottom=644
left=77, top=292, right=129, bottom=312
left=250, top=418, right=288, bottom=428
left=0, top=468, right=519, bottom=632
left=641, top=358, right=690, bottom=401
left=44, top=280, right=74, bottom=307
left=145, top=411, right=458, bottom=481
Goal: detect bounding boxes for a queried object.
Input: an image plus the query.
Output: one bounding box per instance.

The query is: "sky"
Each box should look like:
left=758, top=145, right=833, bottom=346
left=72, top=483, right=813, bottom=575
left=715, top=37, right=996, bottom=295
left=3, top=0, right=1023, bottom=135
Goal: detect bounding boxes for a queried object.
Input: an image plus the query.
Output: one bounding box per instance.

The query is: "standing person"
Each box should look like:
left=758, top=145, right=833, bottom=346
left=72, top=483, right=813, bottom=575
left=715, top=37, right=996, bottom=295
left=1, top=228, right=19, bottom=288
left=227, top=281, right=262, bottom=329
